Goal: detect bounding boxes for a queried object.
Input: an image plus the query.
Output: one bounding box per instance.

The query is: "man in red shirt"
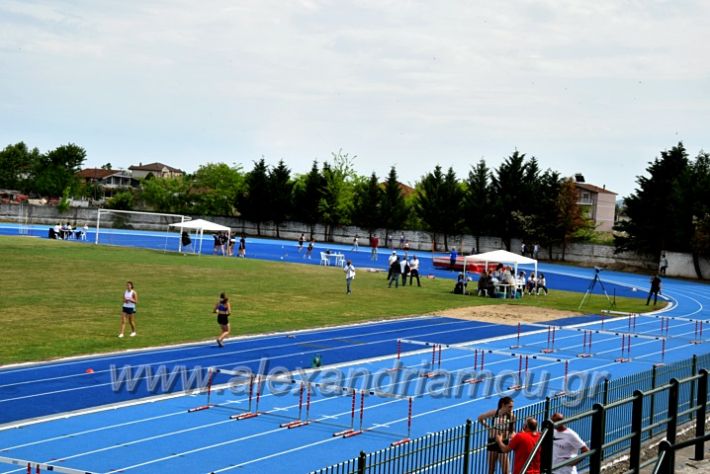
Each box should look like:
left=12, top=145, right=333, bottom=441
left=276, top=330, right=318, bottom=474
left=496, top=417, right=541, bottom=474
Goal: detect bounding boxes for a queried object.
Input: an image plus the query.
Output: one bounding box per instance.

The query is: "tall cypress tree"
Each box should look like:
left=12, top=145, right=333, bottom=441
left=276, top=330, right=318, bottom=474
left=380, top=166, right=408, bottom=237
left=464, top=160, right=491, bottom=253
left=267, top=160, right=293, bottom=238
left=237, top=158, right=270, bottom=235
left=351, top=172, right=382, bottom=236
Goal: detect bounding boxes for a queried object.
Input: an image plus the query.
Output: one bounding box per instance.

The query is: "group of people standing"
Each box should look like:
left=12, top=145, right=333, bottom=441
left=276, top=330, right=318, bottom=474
left=209, top=232, right=246, bottom=257
left=387, top=251, right=422, bottom=288
left=478, top=396, right=588, bottom=474
left=520, top=242, right=541, bottom=260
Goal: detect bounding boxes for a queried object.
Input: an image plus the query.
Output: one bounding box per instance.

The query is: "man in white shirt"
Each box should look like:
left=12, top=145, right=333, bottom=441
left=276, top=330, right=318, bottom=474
left=551, top=413, right=589, bottom=474
left=344, top=260, right=356, bottom=294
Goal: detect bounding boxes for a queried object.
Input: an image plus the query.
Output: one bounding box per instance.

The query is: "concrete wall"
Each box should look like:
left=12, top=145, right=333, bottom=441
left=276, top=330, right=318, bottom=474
left=2, top=203, right=706, bottom=279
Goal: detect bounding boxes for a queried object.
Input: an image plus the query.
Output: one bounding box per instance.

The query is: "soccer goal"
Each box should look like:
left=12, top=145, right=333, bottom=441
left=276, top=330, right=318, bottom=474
left=17, top=202, right=30, bottom=235
left=94, top=209, right=191, bottom=252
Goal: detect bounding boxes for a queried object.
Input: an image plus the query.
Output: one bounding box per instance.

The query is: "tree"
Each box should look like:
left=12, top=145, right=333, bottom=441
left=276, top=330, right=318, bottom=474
left=380, top=167, right=408, bottom=237
left=0, top=142, right=39, bottom=191
left=319, top=150, right=357, bottom=241
left=140, top=176, right=192, bottom=213
left=614, top=143, right=691, bottom=256
left=463, top=160, right=491, bottom=253
left=415, top=166, right=463, bottom=251
left=267, top=160, right=293, bottom=238
left=688, top=151, right=710, bottom=277
left=30, top=143, right=86, bottom=197
left=351, top=172, right=383, bottom=237
left=191, top=162, right=245, bottom=216
left=293, top=161, right=324, bottom=238
left=237, top=158, right=270, bottom=235
left=555, top=178, right=587, bottom=260
left=490, top=151, right=530, bottom=250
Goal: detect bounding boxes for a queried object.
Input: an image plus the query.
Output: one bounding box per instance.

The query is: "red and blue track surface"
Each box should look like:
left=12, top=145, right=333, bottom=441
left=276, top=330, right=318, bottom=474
left=1, top=224, right=709, bottom=473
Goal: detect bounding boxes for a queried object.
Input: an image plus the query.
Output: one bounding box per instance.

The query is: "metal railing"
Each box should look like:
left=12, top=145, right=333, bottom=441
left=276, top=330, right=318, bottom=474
left=310, top=355, right=709, bottom=474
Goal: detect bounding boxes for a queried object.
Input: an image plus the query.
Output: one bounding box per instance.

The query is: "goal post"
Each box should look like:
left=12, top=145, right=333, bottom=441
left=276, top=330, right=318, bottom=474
left=95, top=209, right=191, bottom=251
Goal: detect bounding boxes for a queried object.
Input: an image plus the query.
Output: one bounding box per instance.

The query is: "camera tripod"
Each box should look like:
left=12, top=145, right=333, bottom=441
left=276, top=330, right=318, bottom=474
left=578, top=268, right=615, bottom=310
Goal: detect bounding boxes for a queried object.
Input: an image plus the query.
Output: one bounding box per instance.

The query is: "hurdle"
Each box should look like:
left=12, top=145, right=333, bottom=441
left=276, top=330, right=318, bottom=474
left=509, top=322, right=522, bottom=349
left=541, top=326, right=556, bottom=353
left=230, top=374, right=263, bottom=420
left=577, top=330, right=593, bottom=358
left=556, top=360, right=570, bottom=396
left=280, top=382, right=311, bottom=429
left=615, top=335, right=632, bottom=363
left=508, top=355, right=529, bottom=390
left=691, top=321, right=704, bottom=345
left=187, top=368, right=217, bottom=413
left=422, top=344, right=443, bottom=378
left=465, top=349, right=486, bottom=384
left=390, top=397, right=414, bottom=447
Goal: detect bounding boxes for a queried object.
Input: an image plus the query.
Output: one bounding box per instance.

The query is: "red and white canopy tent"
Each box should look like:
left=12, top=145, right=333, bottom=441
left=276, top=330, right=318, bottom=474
left=169, top=218, right=231, bottom=254
left=462, top=249, right=538, bottom=277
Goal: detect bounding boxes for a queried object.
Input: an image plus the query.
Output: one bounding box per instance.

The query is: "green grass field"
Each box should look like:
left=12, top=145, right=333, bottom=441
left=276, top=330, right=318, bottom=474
left=0, top=237, right=656, bottom=364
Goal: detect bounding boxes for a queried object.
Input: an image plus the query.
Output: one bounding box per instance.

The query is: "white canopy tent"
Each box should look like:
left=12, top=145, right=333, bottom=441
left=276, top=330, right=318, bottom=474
left=169, top=219, right=231, bottom=254
left=463, top=249, right=538, bottom=278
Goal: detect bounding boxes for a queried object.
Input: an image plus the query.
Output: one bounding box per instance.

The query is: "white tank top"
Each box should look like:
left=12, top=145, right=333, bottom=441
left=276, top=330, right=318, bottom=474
left=124, top=289, right=136, bottom=309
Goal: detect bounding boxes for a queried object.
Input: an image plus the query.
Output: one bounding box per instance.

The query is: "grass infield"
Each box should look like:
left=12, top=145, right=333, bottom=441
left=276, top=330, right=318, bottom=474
left=0, top=236, right=655, bottom=364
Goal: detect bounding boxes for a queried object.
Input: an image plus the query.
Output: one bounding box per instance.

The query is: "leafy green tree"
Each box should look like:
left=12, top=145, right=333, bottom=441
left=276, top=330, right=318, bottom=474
left=0, top=142, right=39, bottom=191
left=463, top=160, right=491, bottom=253
left=191, top=162, right=245, bottom=216
left=555, top=178, right=587, bottom=260
left=141, top=176, right=192, bottom=213
left=237, top=158, right=270, bottom=235
left=267, top=160, right=293, bottom=238
left=106, top=190, right=135, bottom=210
left=293, top=161, right=324, bottom=238
left=31, top=143, right=86, bottom=197
left=688, top=152, right=710, bottom=276
left=614, top=143, right=691, bottom=256
left=351, top=172, right=382, bottom=237
left=319, top=150, right=358, bottom=240
left=490, top=151, right=531, bottom=250
left=380, top=167, right=408, bottom=237
left=415, top=166, right=463, bottom=251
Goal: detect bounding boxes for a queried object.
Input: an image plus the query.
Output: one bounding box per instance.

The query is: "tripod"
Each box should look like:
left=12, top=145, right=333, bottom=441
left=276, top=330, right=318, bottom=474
left=578, top=268, right=615, bottom=310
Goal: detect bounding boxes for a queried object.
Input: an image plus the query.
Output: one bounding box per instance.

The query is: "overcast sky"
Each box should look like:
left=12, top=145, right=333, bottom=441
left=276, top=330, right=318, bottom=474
left=2, top=1, right=708, bottom=197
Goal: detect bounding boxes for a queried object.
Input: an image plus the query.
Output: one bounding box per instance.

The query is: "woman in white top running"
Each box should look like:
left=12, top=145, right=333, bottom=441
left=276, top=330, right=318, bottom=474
left=119, top=281, right=138, bottom=338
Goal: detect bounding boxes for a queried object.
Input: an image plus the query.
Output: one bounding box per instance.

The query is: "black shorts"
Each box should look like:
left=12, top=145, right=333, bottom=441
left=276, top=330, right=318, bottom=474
left=486, top=437, right=509, bottom=453
left=217, top=314, right=230, bottom=326
left=122, top=306, right=136, bottom=315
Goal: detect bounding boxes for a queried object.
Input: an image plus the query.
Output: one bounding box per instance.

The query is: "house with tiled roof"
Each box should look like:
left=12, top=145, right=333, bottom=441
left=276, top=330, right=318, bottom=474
left=77, top=168, right=139, bottom=200
left=574, top=174, right=617, bottom=232
left=128, top=162, right=184, bottom=180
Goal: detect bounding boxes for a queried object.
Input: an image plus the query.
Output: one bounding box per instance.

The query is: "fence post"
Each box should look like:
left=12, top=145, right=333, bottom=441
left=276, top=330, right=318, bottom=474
left=462, top=419, right=472, bottom=474
left=689, top=355, right=698, bottom=421
left=602, top=378, right=610, bottom=405
left=541, top=419, right=554, bottom=474
left=543, top=397, right=551, bottom=421
left=666, top=378, right=680, bottom=471
left=589, top=403, right=605, bottom=474
left=629, top=390, right=644, bottom=474
left=649, top=364, right=657, bottom=437
left=657, top=440, right=672, bottom=474
left=357, top=450, right=366, bottom=474
left=695, top=369, right=708, bottom=461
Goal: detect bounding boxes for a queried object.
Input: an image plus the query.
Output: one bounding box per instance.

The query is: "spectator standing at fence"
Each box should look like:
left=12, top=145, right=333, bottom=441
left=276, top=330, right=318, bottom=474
left=213, top=292, right=231, bottom=347
left=409, top=255, right=421, bottom=286
left=495, top=417, right=541, bottom=474
left=551, top=413, right=588, bottom=474
left=479, top=396, right=515, bottom=474
left=533, top=243, right=540, bottom=259
left=352, top=235, right=359, bottom=252
left=118, top=281, right=138, bottom=338
left=646, top=274, right=662, bottom=305
left=306, top=239, right=315, bottom=259
left=297, top=233, right=305, bottom=253
left=344, top=260, right=356, bottom=294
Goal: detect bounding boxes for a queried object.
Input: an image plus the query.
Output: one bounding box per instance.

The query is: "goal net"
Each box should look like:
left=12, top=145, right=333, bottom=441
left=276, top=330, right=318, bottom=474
left=94, top=209, right=191, bottom=252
